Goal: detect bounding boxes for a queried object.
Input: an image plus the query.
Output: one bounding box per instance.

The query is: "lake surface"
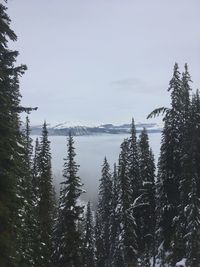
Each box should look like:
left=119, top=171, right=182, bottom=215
left=33, top=133, right=161, bottom=203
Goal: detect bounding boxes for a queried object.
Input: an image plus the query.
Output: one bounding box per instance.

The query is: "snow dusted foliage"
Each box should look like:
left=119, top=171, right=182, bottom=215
left=37, top=122, right=54, bottom=267
left=128, top=118, right=140, bottom=201
left=151, top=64, right=200, bottom=266
left=16, top=116, right=38, bottom=267
left=0, top=3, right=28, bottom=266
left=53, top=133, right=84, bottom=267
left=155, top=63, right=187, bottom=265
left=95, top=157, right=112, bottom=267
left=109, top=164, right=120, bottom=267
left=83, top=201, right=96, bottom=267
left=95, top=211, right=105, bottom=267
left=136, top=128, right=156, bottom=266
left=175, top=258, right=187, bottom=267
left=116, top=138, right=138, bottom=267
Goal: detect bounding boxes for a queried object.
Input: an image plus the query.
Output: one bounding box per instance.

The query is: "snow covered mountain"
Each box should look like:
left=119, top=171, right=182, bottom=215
left=29, top=121, right=162, bottom=136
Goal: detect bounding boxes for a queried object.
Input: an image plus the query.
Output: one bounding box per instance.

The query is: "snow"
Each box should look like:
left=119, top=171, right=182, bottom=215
left=52, top=121, right=98, bottom=129
left=176, top=258, right=187, bottom=267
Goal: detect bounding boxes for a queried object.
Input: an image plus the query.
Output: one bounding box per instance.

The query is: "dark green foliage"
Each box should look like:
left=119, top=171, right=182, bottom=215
left=37, top=122, right=54, bottom=267
left=147, top=107, right=169, bottom=119
left=95, top=211, right=105, bottom=267
left=116, top=138, right=138, bottom=267
left=0, top=3, right=27, bottom=266
left=109, top=164, right=120, bottom=267
left=17, top=116, right=38, bottom=267
left=155, top=63, right=185, bottom=265
left=148, top=63, right=200, bottom=266
left=83, top=201, right=96, bottom=267
left=136, top=128, right=156, bottom=266
left=54, top=133, right=84, bottom=267
left=128, top=118, right=140, bottom=200
left=96, top=157, right=112, bottom=267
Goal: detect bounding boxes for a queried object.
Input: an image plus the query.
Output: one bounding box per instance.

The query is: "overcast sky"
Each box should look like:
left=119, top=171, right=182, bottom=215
left=7, top=0, right=200, bottom=126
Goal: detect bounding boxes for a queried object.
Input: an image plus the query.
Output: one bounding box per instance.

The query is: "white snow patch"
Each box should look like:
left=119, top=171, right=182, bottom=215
left=176, top=258, right=187, bottom=267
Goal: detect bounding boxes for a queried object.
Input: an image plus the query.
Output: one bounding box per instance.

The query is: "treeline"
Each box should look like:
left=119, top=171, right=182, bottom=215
left=1, top=2, right=200, bottom=267
left=94, top=60, right=200, bottom=267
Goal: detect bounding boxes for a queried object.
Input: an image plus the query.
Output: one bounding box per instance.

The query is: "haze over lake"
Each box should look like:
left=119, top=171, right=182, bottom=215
left=33, top=133, right=161, bottom=203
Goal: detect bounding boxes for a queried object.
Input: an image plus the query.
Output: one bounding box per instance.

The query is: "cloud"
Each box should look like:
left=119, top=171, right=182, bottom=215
left=110, top=78, right=148, bottom=92
left=110, top=78, right=163, bottom=94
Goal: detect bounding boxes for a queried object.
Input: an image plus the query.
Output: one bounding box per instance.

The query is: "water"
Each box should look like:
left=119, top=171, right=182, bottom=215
left=40, top=133, right=161, bottom=203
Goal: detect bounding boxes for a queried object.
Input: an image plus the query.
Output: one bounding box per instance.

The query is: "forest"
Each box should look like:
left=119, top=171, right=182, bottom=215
left=1, top=2, right=200, bottom=267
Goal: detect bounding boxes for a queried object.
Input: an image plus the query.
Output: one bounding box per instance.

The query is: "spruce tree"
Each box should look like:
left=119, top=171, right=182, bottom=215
left=53, top=133, right=84, bottom=267
left=116, top=139, right=138, bottom=267
left=173, top=64, right=193, bottom=263
left=37, top=122, right=54, bottom=267
left=182, top=90, right=200, bottom=266
left=128, top=118, right=140, bottom=200
left=154, top=63, right=185, bottom=265
left=137, top=128, right=156, bottom=266
left=16, top=116, right=37, bottom=267
left=83, top=201, right=96, bottom=267
left=31, top=137, right=42, bottom=266
left=96, top=157, right=112, bottom=267
left=0, top=3, right=27, bottom=266
left=95, top=211, right=105, bottom=267
left=109, top=164, right=120, bottom=267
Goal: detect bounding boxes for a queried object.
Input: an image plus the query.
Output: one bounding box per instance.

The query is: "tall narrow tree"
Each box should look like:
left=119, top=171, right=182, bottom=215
left=54, top=133, right=84, bottom=267
left=96, top=157, right=112, bottom=267
left=37, top=122, right=54, bottom=267
left=116, top=139, right=138, bottom=267
left=137, top=128, right=156, bottom=266
left=0, top=3, right=27, bottom=266
left=154, top=63, right=185, bottom=265
left=83, top=201, right=96, bottom=267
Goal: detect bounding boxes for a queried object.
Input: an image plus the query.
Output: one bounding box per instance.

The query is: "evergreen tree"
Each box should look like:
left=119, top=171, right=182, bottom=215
left=31, top=136, right=42, bottom=266
left=182, top=90, right=200, bottom=266
left=53, top=133, right=84, bottom=267
left=0, top=3, right=27, bottom=266
left=17, top=116, right=38, bottom=267
left=37, top=122, right=54, bottom=267
left=95, top=211, right=105, bottom=267
left=172, top=64, right=193, bottom=263
left=128, top=118, right=140, bottom=200
left=154, top=63, right=186, bottom=265
left=96, top=157, right=112, bottom=267
left=184, top=176, right=200, bottom=267
left=109, top=164, right=120, bottom=267
left=83, top=201, right=96, bottom=267
left=148, top=64, right=197, bottom=265
left=116, top=139, right=138, bottom=267
left=136, top=128, right=156, bottom=266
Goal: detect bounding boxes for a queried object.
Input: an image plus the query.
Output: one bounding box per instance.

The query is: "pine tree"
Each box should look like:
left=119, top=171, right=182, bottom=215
left=154, top=63, right=186, bottom=265
left=37, top=122, right=54, bottom=267
left=16, top=116, right=38, bottom=267
left=30, top=136, right=42, bottom=266
left=172, top=64, right=193, bottom=263
left=136, top=128, right=156, bottom=266
left=128, top=118, right=140, bottom=200
left=95, top=157, right=112, bottom=267
left=182, top=90, right=200, bottom=266
left=0, top=3, right=27, bottom=266
left=83, top=201, right=96, bottom=267
left=109, top=164, right=120, bottom=266
left=184, top=176, right=200, bottom=267
left=53, top=133, right=84, bottom=267
left=148, top=64, right=197, bottom=265
left=116, top=139, right=138, bottom=267
left=95, top=211, right=105, bottom=267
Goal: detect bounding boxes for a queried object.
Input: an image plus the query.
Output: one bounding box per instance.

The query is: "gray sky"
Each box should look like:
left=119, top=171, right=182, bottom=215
left=7, top=0, right=200, bottom=125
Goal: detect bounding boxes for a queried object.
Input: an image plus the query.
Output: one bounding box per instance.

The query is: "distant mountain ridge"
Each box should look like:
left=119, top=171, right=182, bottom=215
left=28, top=121, right=162, bottom=136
